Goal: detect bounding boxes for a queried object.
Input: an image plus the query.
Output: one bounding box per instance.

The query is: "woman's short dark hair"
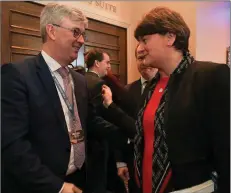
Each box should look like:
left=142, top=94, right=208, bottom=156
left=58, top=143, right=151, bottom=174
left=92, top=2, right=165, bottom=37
left=84, top=48, right=109, bottom=69
left=134, top=7, right=190, bottom=52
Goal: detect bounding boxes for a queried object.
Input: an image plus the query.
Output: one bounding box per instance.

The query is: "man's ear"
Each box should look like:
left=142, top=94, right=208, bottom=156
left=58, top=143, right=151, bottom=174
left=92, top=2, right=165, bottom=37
left=95, top=60, right=100, bottom=67
left=46, top=24, right=56, bottom=41
left=166, top=32, right=176, bottom=47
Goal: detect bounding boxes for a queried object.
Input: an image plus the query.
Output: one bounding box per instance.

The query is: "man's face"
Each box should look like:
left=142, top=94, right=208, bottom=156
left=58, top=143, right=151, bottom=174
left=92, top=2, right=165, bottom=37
left=138, top=33, right=168, bottom=69
left=136, top=46, right=157, bottom=80
left=49, top=17, right=85, bottom=64
left=97, top=53, right=111, bottom=77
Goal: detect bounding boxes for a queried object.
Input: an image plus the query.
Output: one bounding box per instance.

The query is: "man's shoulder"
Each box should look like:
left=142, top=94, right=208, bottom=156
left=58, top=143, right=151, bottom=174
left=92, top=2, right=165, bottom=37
left=85, top=71, right=100, bottom=78
left=70, top=68, right=88, bottom=89
left=130, top=79, right=141, bottom=86
left=125, top=79, right=141, bottom=90
left=1, top=55, right=39, bottom=76
left=85, top=72, right=104, bottom=84
left=71, top=68, right=85, bottom=80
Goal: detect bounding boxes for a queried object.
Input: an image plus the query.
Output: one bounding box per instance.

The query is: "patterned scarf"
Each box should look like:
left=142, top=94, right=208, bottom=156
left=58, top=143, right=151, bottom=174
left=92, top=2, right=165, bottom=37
left=134, top=52, right=194, bottom=193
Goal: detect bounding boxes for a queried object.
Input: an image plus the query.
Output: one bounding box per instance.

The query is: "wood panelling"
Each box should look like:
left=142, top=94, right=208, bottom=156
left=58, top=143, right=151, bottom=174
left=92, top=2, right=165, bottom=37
left=11, top=53, right=35, bottom=63
left=85, top=45, right=119, bottom=61
left=85, top=18, right=127, bottom=83
left=85, top=42, right=119, bottom=51
left=1, top=1, right=127, bottom=84
left=10, top=10, right=40, bottom=32
left=85, top=30, right=119, bottom=47
left=87, top=19, right=121, bottom=36
left=11, top=32, right=42, bottom=51
left=1, top=1, right=43, bottom=64
left=111, top=63, right=120, bottom=74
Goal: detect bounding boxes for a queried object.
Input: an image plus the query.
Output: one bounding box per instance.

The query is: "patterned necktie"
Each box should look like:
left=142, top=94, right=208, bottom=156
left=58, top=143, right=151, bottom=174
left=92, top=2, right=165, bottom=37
left=58, top=67, right=85, bottom=169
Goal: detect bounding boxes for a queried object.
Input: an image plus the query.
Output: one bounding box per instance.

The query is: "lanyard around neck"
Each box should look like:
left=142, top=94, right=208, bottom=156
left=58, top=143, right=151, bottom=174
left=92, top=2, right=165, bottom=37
left=50, top=69, right=75, bottom=116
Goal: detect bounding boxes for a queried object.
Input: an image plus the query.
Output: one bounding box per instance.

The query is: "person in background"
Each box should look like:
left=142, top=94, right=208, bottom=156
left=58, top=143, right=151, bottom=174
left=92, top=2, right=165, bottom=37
left=84, top=48, right=135, bottom=138
left=115, top=44, right=158, bottom=193
left=132, top=6, right=229, bottom=193
left=84, top=48, right=135, bottom=193
left=73, top=66, right=86, bottom=75
left=101, top=44, right=168, bottom=193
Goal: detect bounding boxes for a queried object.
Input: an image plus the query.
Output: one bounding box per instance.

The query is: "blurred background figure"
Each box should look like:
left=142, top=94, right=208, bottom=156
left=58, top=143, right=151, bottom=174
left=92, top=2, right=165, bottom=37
left=111, top=44, right=160, bottom=193
left=84, top=48, right=135, bottom=193
left=73, top=66, right=86, bottom=75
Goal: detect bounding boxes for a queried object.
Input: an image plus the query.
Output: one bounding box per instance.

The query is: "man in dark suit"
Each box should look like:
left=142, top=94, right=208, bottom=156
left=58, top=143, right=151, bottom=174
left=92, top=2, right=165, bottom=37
left=85, top=48, right=113, bottom=193
left=84, top=48, right=135, bottom=193
left=1, top=3, right=127, bottom=193
left=125, top=45, right=158, bottom=117
left=114, top=45, right=158, bottom=193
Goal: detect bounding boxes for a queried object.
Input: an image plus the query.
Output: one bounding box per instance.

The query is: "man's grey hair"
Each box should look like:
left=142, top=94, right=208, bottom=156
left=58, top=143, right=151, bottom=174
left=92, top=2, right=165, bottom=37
left=40, top=3, right=88, bottom=43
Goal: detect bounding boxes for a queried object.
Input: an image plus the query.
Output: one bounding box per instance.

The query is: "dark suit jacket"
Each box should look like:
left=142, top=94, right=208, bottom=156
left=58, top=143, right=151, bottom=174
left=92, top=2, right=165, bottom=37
left=136, top=61, right=230, bottom=192
left=85, top=71, right=136, bottom=139
left=115, top=79, right=143, bottom=193
left=85, top=71, right=128, bottom=193
left=124, top=79, right=142, bottom=118
left=115, top=78, right=143, bottom=161
left=85, top=71, right=104, bottom=107
left=1, top=54, right=89, bottom=193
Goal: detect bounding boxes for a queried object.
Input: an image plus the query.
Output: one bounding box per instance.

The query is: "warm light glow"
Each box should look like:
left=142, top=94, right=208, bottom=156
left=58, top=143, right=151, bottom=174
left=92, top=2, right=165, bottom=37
left=196, top=2, right=230, bottom=63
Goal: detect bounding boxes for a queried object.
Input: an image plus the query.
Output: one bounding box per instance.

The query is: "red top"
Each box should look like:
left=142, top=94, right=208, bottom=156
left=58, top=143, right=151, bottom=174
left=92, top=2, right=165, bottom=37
left=142, top=77, right=169, bottom=193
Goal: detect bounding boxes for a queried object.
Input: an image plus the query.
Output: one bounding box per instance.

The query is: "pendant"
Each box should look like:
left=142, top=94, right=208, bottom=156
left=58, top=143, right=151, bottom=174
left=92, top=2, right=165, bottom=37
left=70, top=139, right=77, bottom=144
left=69, top=131, right=78, bottom=144
left=69, top=130, right=84, bottom=144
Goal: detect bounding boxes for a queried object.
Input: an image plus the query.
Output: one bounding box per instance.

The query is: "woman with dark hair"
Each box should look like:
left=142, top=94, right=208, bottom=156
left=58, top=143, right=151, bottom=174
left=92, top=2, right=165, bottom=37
left=131, top=6, right=229, bottom=193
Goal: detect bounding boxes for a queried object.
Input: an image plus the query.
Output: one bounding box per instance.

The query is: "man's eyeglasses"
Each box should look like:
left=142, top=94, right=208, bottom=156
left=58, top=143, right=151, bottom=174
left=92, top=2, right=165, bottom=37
left=52, top=24, right=86, bottom=40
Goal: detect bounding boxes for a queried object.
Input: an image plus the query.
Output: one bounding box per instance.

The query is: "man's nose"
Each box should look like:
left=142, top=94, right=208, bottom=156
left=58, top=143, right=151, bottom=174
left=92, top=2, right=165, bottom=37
left=77, top=34, right=84, bottom=44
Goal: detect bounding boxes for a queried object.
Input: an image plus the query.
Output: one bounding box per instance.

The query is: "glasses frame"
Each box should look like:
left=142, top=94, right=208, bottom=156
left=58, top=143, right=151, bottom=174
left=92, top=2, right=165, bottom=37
left=52, top=23, right=86, bottom=40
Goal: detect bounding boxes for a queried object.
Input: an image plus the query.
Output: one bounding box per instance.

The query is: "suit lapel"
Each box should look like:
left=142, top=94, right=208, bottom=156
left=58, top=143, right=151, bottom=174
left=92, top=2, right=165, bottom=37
left=35, top=54, right=68, bottom=135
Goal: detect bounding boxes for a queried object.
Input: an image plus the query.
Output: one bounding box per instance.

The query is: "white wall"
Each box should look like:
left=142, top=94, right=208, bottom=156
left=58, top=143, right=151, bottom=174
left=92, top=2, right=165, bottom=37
left=128, top=1, right=230, bottom=81
left=196, top=2, right=230, bottom=63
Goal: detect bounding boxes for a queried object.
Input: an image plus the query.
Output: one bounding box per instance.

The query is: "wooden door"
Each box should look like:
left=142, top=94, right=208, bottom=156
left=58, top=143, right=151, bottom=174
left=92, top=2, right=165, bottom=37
left=1, top=1, right=127, bottom=84
left=1, top=1, right=43, bottom=64
left=85, top=19, right=127, bottom=84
